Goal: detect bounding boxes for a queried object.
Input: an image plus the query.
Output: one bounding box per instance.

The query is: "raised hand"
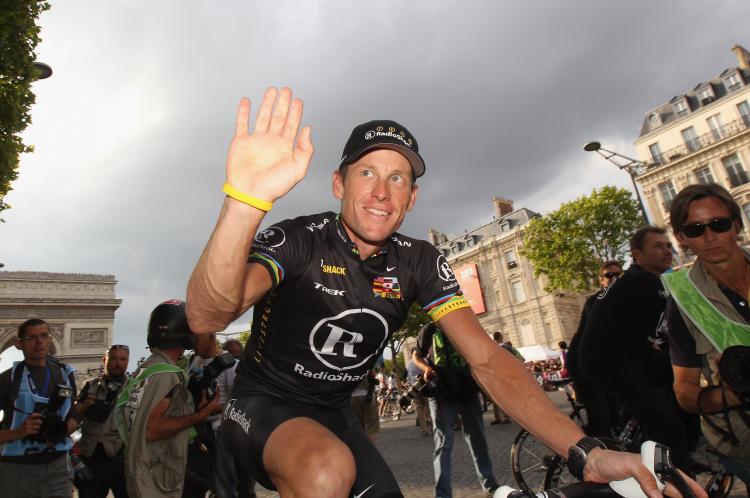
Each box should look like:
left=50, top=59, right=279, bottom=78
left=226, top=87, right=314, bottom=204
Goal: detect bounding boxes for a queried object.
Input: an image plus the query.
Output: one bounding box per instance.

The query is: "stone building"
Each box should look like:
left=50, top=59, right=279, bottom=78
left=0, top=271, right=122, bottom=382
left=421, top=197, right=586, bottom=350
left=634, top=43, right=750, bottom=254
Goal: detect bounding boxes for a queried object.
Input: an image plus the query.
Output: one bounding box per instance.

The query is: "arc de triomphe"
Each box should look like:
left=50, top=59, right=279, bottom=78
left=0, top=271, right=122, bottom=381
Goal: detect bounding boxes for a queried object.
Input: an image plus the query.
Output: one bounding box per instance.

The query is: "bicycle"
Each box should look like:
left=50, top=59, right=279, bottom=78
left=378, top=387, right=403, bottom=421
left=509, top=378, right=736, bottom=498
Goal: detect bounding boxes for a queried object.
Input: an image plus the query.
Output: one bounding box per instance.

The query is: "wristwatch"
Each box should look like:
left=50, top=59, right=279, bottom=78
left=567, top=436, right=605, bottom=480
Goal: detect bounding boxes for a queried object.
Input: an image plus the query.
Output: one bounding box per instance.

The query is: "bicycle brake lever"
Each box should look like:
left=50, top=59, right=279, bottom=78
left=652, top=445, right=697, bottom=498
left=609, top=441, right=667, bottom=498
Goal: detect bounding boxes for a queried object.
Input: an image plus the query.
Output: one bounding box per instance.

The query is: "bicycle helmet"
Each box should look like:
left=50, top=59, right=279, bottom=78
left=147, top=299, right=196, bottom=350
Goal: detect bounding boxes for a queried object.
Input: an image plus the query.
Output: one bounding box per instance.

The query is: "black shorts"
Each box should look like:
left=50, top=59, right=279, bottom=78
left=220, top=392, right=402, bottom=497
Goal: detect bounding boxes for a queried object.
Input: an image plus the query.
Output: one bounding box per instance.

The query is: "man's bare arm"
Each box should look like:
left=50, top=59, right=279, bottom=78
left=673, top=365, right=743, bottom=413
left=145, top=393, right=222, bottom=443
left=186, top=87, right=314, bottom=333
left=437, top=308, right=583, bottom=455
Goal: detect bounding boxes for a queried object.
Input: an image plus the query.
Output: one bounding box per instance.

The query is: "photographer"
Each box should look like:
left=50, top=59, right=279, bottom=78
left=664, top=183, right=750, bottom=485
left=115, top=300, right=223, bottom=498
left=351, top=369, right=380, bottom=442
left=75, top=344, right=130, bottom=498
left=0, top=318, right=78, bottom=498
left=412, top=323, right=498, bottom=498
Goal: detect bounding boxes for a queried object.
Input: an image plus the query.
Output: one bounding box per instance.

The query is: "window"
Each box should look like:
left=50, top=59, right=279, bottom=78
left=511, top=280, right=526, bottom=303
left=697, top=86, right=714, bottom=104
left=466, top=237, right=475, bottom=248
left=738, top=101, right=750, bottom=127
left=694, top=166, right=715, bottom=185
left=505, top=249, right=518, bottom=269
left=658, top=181, right=677, bottom=211
left=681, top=126, right=699, bottom=152
left=725, top=73, right=742, bottom=92
left=723, top=154, right=749, bottom=188
left=707, top=114, right=723, bottom=140
left=500, top=221, right=510, bottom=232
left=673, top=99, right=688, bottom=117
left=648, top=143, right=663, bottom=164
left=743, top=203, right=750, bottom=226
left=451, top=245, right=460, bottom=254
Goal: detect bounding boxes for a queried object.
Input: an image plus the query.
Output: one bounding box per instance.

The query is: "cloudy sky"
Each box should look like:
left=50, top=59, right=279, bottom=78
left=2, top=0, right=749, bottom=364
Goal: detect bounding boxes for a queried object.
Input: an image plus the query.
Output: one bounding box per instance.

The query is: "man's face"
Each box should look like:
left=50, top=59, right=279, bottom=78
left=633, top=232, right=673, bottom=275
left=15, top=324, right=51, bottom=363
left=333, top=149, right=418, bottom=256
left=225, top=341, right=243, bottom=358
left=194, top=333, right=217, bottom=358
left=675, top=196, right=741, bottom=265
left=104, top=348, right=129, bottom=377
left=598, top=264, right=623, bottom=288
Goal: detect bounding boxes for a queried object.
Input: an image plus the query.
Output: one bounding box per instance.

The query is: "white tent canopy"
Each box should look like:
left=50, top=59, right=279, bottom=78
left=515, top=345, right=561, bottom=362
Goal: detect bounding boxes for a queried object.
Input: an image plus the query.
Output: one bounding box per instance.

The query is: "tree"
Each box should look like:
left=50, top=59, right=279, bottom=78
left=0, top=1, right=50, bottom=218
left=521, top=186, right=643, bottom=292
left=383, top=302, right=430, bottom=379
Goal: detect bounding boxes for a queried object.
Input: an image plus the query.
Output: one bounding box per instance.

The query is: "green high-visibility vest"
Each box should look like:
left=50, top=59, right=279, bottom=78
left=662, top=270, right=750, bottom=352
left=114, top=363, right=188, bottom=446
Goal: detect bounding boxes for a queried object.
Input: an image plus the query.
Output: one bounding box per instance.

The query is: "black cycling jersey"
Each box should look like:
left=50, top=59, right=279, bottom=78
left=233, top=212, right=469, bottom=409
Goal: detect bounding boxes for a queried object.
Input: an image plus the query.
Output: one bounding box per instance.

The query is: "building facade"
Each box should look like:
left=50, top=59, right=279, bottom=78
left=0, top=271, right=122, bottom=382
left=634, top=44, right=750, bottom=253
left=425, top=197, right=586, bottom=350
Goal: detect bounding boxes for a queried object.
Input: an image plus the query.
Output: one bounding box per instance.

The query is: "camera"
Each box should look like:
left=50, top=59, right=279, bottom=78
left=718, top=345, right=750, bottom=396
left=399, top=374, right=439, bottom=410
left=188, top=352, right=237, bottom=404
left=27, top=384, right=73, bottom=444
left=80, top=377, right=126, bottom=423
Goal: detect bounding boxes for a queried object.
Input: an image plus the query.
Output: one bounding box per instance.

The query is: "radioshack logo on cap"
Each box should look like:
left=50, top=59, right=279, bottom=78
left=364, top=126, right=414, bottom=148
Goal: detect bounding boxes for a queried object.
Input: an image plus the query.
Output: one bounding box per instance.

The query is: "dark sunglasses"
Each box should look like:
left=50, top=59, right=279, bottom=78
left=601, top=271, right=623, bottom=279
left=681, top=216, right=735, bottom=238
left=108, top=344, right=130, bottom=353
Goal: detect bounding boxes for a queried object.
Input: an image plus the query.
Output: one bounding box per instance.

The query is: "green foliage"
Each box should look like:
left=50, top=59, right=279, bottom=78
left=521, top=186, right=642, bottom=292
left=0, top=0, right=50, bottom=218
left=237, top=331, right=250, bottom=347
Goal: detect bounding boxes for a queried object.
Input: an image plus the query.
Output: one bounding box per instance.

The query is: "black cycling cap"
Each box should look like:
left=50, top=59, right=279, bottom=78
left=339, top=120, right=426, bottom=179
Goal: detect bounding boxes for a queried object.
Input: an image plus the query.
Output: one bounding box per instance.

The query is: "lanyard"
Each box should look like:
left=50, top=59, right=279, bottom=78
left=27, top=365, right=51, bottom=397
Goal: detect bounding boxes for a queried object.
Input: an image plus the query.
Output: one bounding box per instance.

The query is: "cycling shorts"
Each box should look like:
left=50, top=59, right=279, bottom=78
left=220, top=392, right=402, bottom=497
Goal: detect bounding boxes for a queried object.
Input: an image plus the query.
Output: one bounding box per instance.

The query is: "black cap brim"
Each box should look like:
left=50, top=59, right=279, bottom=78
left=339, top=143, right=425, bottom=179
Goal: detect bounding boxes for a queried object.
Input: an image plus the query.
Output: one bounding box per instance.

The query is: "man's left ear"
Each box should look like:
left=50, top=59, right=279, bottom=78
left=332, top=170, right=344, bottom=200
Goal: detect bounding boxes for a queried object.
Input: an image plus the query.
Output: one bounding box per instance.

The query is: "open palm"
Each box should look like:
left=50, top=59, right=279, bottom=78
left=226, top=87, right=314, bottom=203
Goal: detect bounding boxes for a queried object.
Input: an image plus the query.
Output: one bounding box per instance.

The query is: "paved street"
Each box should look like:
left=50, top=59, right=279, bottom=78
left=255, top=394, right=563, bottom=498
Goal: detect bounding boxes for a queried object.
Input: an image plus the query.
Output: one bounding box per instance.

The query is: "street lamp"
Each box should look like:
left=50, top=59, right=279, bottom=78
left=32, top=62, right=52, bottom=80
left=583, top=141, right=650, bottom=222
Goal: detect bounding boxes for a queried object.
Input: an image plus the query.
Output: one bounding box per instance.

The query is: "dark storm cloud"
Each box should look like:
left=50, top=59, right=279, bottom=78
left=2, top=0, right=749, bottom=352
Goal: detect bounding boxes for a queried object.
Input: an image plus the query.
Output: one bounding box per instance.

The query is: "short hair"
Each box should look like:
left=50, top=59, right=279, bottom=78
left=600, top=260, right=622, bottom=271
left=558, top=340, right=568, bottom=349
left=493, top=331, right=503, bottom=341
left=669, top=183, right=742, bottom=235
left=18, top=319, right=48, bottom=338
left=629, top=226, right=667, bottom=254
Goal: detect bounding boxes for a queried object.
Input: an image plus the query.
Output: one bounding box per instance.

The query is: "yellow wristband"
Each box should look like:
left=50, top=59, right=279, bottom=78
left=222, top=183, right=273, bottom=212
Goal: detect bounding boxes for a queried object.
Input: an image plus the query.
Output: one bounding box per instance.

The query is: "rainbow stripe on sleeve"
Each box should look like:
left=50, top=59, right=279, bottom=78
left=424, top=294, right=470, bottom=322
left=248, top=251, right=284, bottom=286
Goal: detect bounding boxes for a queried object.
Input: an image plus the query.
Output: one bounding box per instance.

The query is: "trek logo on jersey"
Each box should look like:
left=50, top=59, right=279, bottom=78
left=372, top=276, right=402, bottom=300
left=306, top=218, right=330, bottom=232
left=307, top=309, right=389, bottom=372
left=314, top=282, right=346, bottom=297
left=254, top=226, right=286, bottom=248
left=224, top=399, right=252, bottom=434
left=321, top=259, right=347, bottom=276
left=436, top=255, right=455, bottom=282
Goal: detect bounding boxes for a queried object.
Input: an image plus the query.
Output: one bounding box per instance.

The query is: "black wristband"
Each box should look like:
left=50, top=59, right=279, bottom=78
left=567, top=436, right=605, bottom=480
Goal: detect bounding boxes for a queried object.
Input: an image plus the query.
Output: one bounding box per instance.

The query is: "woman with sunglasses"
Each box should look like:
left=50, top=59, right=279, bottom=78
left=664, top=183, right=750, bottom=487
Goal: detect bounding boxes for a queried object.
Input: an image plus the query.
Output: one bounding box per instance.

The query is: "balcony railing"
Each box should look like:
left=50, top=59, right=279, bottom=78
left=654, top=117, right=750, bottom=167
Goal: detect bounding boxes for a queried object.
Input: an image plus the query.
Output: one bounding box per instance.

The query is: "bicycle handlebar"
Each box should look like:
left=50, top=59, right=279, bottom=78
left=496, top=441, right=697, bottom=498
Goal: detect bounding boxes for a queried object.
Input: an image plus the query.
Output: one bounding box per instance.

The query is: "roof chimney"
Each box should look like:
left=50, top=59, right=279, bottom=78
left=492, top=196, right=514, bottom=218
left=732, top=43, right=750, bottom=71
left=428, top=229, right=445, bottom=246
